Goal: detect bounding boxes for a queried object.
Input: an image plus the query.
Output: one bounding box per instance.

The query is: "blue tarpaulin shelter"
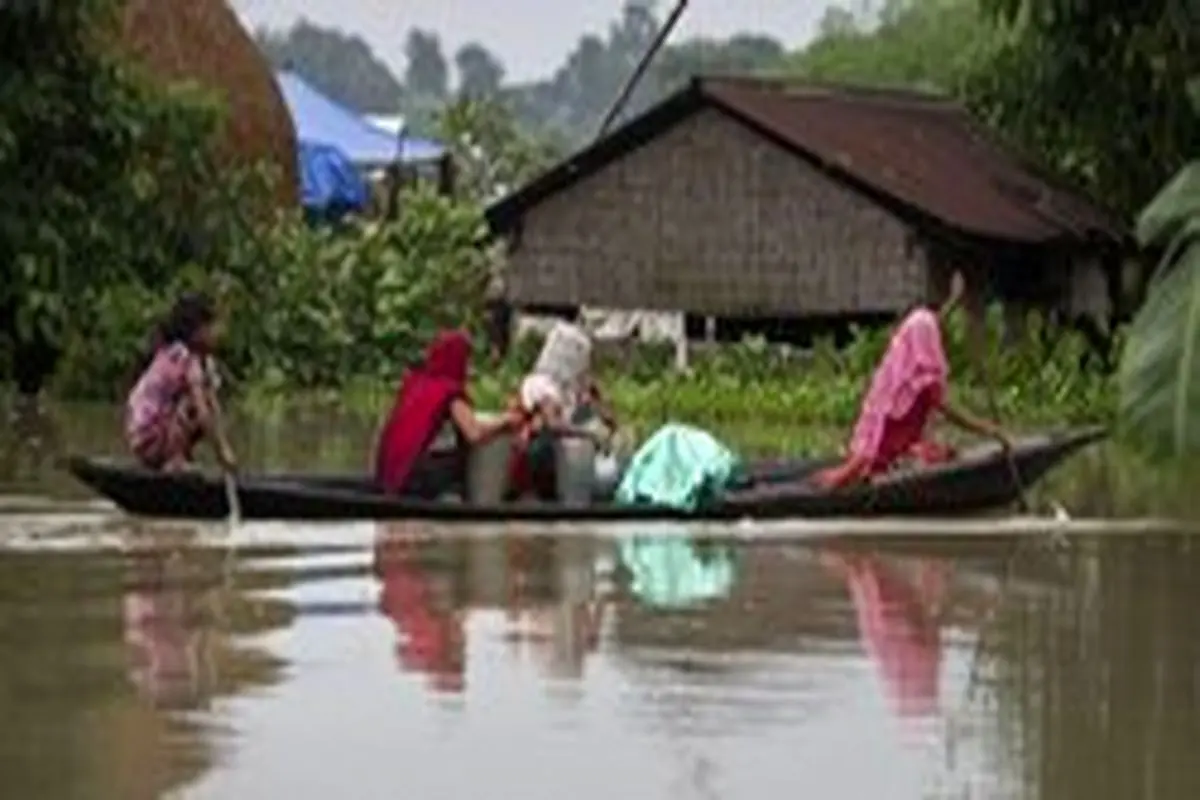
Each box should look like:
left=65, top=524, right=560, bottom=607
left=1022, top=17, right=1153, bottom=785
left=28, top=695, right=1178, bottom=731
left=297, top=141, right=369, bottom=213
left=275, top=70, right=446, bottom=166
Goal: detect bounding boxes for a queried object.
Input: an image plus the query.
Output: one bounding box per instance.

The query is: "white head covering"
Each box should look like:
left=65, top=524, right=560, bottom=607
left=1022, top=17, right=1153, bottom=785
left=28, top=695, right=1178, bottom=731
left=520, top=373, right=564, bottom=413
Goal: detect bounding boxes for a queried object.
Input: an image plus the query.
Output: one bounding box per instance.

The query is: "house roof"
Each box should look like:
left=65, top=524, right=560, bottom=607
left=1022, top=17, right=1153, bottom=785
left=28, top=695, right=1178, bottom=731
left=486, top=76, right=1126, bottom=248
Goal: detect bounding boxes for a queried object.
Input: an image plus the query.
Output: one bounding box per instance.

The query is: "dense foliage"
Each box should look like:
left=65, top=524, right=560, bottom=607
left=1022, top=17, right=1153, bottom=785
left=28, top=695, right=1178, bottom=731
left=52, top=187, right=493, bottom=399
left=787, top=0, right=990, bottom=92
left=0, top=2, right=496, bottom=403
left=970, top=0, right=1199, bottom=220
left=434, top=99, right=565, bottom=203
left=0, top=1, right=270, bottom=391
left=1118, top=163, right=1200, bottom=464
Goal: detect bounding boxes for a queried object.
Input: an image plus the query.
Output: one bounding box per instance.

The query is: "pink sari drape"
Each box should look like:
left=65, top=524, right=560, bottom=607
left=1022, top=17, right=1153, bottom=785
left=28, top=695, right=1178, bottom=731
left=848, top=308, right=949, bottom=470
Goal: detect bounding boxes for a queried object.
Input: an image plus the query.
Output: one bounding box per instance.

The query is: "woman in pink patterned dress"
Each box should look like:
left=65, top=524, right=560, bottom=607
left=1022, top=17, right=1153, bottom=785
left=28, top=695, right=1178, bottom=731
left=125, top=292, right=235, bottom=472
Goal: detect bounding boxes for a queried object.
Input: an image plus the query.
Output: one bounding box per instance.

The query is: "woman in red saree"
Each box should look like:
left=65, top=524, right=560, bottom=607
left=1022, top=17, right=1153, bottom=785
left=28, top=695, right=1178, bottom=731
left=374, top=330, right=520, bottom=496
left=812, top=300, right=1012, bottom=489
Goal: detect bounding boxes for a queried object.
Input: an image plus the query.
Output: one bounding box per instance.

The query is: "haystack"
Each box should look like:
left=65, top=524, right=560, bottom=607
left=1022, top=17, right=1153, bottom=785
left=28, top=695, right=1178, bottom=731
left=120, top=0, right=298, bottom=209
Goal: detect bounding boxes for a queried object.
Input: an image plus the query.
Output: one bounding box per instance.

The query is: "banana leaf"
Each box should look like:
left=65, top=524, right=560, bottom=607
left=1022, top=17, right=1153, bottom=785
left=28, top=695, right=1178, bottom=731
left=1118, top=163, right=1200, bottom=463
left=1135, top=163, right=1200, bottom=255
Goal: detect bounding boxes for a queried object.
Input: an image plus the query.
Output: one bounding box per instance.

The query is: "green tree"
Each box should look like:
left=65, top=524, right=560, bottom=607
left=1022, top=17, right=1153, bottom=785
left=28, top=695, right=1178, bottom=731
left=967, top=0, right=1200, bottom=219
left=654, top=34, right=786, bottom=93
left=404, top=29, right=450, bottom=102
left=816, top=6, right=862, bottom=38
left=436, top=99, right=564, bottom=204
left=787, top=0, right=989, bottom=92
left=0, top=0, right=268, bottom=395
left=454, top=42, right=506, bottom=99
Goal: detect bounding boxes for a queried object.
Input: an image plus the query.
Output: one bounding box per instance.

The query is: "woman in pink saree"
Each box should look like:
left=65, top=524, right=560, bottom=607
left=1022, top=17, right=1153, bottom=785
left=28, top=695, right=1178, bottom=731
left=813, top=281, right=1012, bottom=489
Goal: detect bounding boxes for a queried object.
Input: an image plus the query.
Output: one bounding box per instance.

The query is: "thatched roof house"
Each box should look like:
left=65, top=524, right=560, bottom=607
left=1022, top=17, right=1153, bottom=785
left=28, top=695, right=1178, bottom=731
left=121, top=0, right=298, bottom=208
left=487, top=76, right=1127, bottom=331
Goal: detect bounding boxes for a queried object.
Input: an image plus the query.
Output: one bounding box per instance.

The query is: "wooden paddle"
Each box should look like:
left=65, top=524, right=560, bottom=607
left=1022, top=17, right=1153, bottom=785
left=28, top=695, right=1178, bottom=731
left=946, top=272, right=1032, bottom=513
left=207, top=357, right=240, bottom=525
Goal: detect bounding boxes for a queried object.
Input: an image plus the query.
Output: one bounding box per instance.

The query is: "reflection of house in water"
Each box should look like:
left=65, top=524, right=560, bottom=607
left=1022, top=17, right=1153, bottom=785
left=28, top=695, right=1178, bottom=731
left=487, top=77, right=1127, bottom=354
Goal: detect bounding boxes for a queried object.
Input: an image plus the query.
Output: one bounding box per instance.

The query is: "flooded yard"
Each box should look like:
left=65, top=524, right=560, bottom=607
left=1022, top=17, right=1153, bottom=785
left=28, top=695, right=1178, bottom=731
left=1, top=401, right=1197, bottom=798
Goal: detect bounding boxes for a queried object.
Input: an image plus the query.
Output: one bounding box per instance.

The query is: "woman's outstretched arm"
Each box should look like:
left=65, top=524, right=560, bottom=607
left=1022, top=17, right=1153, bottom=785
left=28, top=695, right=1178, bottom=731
left=938, top=401, right=1012, bottom=447
left=449, top=398, right=521, bottom=445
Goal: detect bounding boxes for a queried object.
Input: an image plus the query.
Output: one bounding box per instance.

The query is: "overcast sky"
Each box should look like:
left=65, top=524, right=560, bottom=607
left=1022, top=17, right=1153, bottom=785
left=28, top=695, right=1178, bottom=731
left=232, top=0, right=833, bottom=83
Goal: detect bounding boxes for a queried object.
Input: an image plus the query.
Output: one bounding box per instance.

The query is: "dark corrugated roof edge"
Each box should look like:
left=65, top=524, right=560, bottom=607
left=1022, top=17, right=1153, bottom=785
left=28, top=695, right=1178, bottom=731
left=486, top=75, right=1128, bottom=249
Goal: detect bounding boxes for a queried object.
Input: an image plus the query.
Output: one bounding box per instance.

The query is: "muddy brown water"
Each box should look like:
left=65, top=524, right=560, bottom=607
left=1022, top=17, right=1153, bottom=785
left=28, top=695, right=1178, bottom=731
left=1, top=401, right=1197, bottom=799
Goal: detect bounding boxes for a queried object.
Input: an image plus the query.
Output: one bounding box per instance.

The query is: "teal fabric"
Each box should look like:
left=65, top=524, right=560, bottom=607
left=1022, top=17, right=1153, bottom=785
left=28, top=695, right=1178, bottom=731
left=615, top=423, right=743, bottom=511
left=619, top=535, right=736, bottom=608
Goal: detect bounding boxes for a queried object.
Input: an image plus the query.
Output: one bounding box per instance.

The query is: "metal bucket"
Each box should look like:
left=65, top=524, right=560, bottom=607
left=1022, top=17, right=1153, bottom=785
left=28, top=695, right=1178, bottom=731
left=466, top=418, right=513, bottom=504
left=555, top=436, right=597, bottom=507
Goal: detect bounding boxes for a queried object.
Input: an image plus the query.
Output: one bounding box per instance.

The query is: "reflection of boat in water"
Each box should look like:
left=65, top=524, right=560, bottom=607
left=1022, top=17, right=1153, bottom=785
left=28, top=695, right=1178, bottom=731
left=616, top=531, right=737, bottom=609
left=123, top=564, right=211, bottom=710
left=502, top=535, right=604, bottom=682
left=0, top=529, right=291, bottom=800
left=121, top=534, right=292, bottom=710
left=611, top=538, right=1041, bottom=671
left=819, top=551, right=947, bottom=720
left=372, top=529, right=609, bottom=688
left=373, top=525, right=468, bottom=693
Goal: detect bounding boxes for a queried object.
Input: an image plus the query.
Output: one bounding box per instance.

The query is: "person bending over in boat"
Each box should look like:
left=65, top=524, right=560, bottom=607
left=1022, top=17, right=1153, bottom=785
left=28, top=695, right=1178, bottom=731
left=506, top=374, right=570, bottom=500
left=125, top=292, right=236, bottom=473
left=506, top=373, right=617, bottom=500
left=375, top=329, right=523, bottom=497
left=811, top=279, right=1012, bottom=489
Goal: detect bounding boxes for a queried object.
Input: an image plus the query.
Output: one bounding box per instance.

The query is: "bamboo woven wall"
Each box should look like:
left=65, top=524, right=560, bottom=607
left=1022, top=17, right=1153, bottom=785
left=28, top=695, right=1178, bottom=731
left=121, top=0, right=298, bottom=209
left=507, top=109, right=926, bottom=316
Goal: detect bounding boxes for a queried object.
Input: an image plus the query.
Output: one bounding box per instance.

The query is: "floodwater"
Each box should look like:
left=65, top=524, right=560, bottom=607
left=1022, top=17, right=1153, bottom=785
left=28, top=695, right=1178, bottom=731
left=2, top=400, right=1198, bottom=799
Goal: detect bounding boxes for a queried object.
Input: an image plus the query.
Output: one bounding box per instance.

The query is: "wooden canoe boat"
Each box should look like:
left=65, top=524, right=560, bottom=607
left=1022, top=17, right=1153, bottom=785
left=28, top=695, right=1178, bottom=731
left=63, top=427, right=1105, bottom=522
